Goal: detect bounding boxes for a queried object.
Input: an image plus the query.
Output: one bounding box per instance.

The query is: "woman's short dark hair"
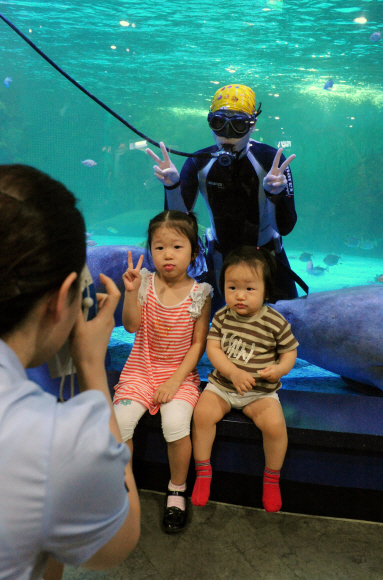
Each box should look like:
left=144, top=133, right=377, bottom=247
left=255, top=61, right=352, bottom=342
left=0, top=164, right=86, bottom=337
left=147, top=210, right=199, bottom=267
left=219, top=246, right=277, bottom=300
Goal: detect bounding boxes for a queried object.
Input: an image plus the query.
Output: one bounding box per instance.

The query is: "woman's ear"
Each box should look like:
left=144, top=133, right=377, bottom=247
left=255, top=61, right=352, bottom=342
left=47, top=272, right=78, bottom=321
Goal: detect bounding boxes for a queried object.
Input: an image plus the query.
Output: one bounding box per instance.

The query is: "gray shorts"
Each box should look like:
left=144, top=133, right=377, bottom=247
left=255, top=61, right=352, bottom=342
left=204, top=382, right=279, bottom=410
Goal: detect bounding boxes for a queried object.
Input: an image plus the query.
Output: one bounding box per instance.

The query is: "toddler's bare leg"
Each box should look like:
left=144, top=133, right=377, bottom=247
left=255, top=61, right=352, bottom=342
left=167, top=435, right=192, bottom=486
left=192, top=390, right=230, bottom=461
left=243, top=397, right=287, bottom=512
left=191, top=390, right=230, bottom=506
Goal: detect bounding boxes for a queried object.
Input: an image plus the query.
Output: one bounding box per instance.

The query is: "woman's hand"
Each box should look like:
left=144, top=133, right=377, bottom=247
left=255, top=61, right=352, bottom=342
left=146, top=142, right=180, bottom=187
left=70, top=273, right=120, bottom=372
left=263, top=148, right=296, bottom=195
left=123, top=251, right=144, bottom=293
left=153, top=379, right=180, bottom=405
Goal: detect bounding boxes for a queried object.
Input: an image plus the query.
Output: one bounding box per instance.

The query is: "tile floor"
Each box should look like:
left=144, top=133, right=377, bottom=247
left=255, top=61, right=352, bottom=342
left=63, top=490, right=383, bottom=580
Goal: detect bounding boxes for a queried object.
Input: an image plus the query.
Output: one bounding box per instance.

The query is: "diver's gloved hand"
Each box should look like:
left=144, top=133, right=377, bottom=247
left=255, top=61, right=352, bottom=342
left=146, top=141, right=180, bottom=188
left=263, top=147, right=296, bottom=195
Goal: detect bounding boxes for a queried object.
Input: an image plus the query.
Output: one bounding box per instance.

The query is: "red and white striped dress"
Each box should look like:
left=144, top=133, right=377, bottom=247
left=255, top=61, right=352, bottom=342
left=113, top=269, right=212, bottom=415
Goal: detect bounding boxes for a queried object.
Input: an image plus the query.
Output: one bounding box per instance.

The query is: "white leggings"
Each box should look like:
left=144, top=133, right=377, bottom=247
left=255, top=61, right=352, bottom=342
left=114, top=398, right=194, bottom=443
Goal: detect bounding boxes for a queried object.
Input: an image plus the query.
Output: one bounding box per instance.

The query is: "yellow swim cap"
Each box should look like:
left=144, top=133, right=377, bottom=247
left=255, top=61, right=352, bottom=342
left=210, top=85, right=256, bottom=116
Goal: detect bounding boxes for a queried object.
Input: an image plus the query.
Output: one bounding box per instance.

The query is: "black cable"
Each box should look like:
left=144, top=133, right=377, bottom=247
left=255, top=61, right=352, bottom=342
left=0, top=12, right=211, bottom=159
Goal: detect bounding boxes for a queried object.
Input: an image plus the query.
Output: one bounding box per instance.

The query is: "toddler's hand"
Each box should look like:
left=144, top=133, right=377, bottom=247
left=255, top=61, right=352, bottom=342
left=123, top=251, right=144, bottom=293
left=230, top=368, right=256, bottom=396
left=258, top=365, right=282, bottom=383
left=153, top=379, right=180, bottom=405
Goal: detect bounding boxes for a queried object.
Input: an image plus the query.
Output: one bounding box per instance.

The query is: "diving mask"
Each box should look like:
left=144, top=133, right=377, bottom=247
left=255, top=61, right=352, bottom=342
left=207, top=104, right=262, bottom=138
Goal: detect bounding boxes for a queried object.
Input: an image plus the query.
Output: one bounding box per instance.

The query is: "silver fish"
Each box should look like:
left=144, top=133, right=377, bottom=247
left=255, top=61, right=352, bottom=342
left=306, top=260, right=329, bottom=276
left=323, top=254, right=341, bottom=266
left=369, top=31, right=381, bottom=42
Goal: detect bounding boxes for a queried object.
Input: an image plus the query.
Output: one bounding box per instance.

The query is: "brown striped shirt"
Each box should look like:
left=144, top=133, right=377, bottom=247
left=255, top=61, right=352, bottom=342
left=208, top=305, right=299, bottom=393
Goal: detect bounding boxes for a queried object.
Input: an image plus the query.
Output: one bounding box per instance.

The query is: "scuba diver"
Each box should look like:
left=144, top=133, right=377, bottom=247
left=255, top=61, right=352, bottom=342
left=146, top=84, right=298, bottom=303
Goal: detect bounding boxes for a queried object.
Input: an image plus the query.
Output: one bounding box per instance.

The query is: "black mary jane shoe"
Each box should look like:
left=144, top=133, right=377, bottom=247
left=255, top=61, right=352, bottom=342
left=163, top=488, right=188, bottom=533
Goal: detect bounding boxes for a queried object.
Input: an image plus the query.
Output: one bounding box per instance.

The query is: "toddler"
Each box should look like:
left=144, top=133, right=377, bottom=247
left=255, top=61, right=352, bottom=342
left=113, top=210, right=212, bottom=532
left=191, top=246, right=298, bottom=512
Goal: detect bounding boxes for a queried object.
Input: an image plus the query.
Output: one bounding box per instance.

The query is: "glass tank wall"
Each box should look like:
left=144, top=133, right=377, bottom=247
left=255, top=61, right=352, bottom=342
left=1, top=0, right=383, bottom=294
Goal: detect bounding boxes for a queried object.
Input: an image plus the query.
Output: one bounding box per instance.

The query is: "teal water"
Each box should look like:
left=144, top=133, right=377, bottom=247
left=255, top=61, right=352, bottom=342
left=1, top=0, right=383, bottom=293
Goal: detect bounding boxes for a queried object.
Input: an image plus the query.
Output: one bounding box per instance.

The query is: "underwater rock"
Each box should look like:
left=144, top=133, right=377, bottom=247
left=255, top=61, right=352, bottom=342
left=273, top=285, right=383, bottom=390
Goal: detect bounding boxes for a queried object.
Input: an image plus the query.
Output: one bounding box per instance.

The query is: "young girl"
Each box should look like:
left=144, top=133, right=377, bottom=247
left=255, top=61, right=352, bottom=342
left=113, top=210, right=212, bottom=533
left=191, top=246, right=298, bottom=512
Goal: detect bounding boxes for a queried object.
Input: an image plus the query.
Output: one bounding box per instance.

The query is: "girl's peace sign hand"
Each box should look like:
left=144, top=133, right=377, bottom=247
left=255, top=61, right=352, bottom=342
left=123, top=251, right=144, bottom=293
left=263, top=148, right=296, bottom=195
left=146, top=141, right=180, bottom=188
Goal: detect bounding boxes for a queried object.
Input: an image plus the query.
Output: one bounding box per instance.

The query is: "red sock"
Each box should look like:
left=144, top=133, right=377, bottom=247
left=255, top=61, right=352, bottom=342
left=191, top=460, right=212, bottom=506
left=262, top=467, right=282, bottom=512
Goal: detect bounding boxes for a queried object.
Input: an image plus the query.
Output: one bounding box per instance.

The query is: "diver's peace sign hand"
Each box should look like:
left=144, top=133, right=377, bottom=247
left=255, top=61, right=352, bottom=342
left=263, top=148, right=296, bottom=195
left=146, top=141, right=180, bottom=187
left=123, top=251, right=144, bottom=293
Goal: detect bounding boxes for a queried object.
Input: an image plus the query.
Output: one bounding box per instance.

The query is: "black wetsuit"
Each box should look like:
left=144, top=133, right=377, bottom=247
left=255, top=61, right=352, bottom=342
left=165, top=140, right=298, bottom=302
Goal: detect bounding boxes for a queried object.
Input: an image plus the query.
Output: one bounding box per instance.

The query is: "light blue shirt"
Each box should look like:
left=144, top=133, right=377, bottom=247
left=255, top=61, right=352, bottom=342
left=0, top=339, right=130, bottom=580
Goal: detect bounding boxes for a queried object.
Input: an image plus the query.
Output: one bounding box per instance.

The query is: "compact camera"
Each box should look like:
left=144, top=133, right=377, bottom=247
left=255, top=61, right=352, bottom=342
left=47, top=264, right=97, bottom=399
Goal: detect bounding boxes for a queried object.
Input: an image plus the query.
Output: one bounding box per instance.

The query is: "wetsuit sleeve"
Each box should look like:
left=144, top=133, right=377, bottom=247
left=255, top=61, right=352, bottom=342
left=164, top=156, right=199, bottom=212
left=264, top=153, right=297, bottom=236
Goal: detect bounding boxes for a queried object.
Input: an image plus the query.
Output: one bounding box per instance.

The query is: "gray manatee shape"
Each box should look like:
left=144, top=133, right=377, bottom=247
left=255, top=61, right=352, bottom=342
left=87, top=246, right=152, bottom=327
left=272, top=285, right=383, bottom=390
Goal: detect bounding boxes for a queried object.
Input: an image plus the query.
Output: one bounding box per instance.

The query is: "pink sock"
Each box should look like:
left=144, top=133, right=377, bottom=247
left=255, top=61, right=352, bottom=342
left=167, top=481, right=186, bottom=511
left=263, top=467, right=282, bottom=512
left=191, top=460, right=212, bottom=506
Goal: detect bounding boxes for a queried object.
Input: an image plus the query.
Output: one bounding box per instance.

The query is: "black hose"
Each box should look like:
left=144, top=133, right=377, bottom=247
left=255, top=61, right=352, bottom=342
left=0, top=13, right=211, bottom=159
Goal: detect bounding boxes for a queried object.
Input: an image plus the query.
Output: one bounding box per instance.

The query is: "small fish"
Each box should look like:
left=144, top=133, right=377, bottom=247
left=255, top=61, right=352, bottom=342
left=359, top=238, right=376, bottom=250
left=369, top=32, right=381, bottom=42
left=344, top=235, right=360, bottom=248
left=86, top=239, right=97, bottom=246
left=81, top=159, right=97, bottom=167
left=3, top=77, right=12, bottom=88
left=323, top=254, right=342, bottom=266
left=323, top=79, right=333, bottom=90
left=107, top=227, right=118, bottom=234
left=374, top=274, right=383, bottom=284
left=85, top=231, right=94, bottom=238
left=306, top=260, right=329, bottom=276
left=299, top=252, right=313, bottom=262
left=59, top=103, right=68, bottom=117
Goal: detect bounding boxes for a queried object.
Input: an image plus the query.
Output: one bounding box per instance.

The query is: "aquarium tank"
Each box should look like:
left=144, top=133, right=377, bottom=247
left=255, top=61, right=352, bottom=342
left=1, top=0, right=383, bottom=295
